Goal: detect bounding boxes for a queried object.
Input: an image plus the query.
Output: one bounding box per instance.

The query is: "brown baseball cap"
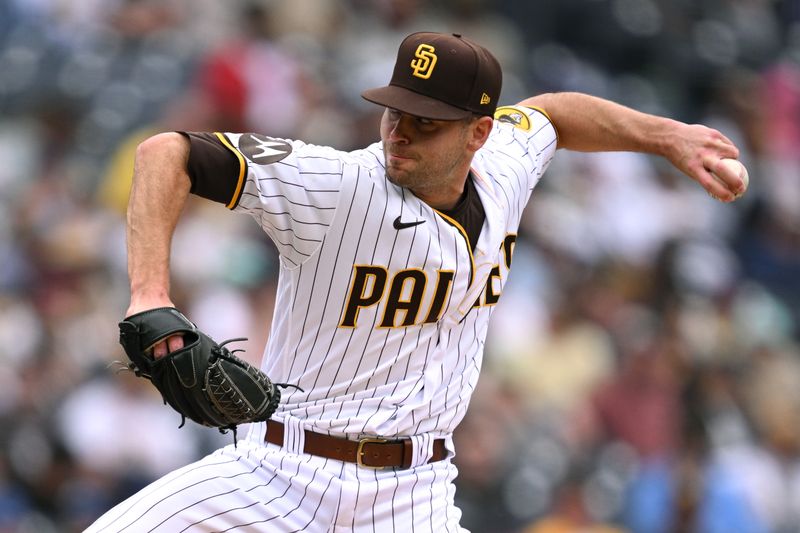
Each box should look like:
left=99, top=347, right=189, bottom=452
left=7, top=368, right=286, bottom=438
left=361, top=32, right=502, bottom=120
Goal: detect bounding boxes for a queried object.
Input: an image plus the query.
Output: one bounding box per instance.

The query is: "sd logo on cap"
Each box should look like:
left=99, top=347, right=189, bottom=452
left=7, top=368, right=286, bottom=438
left=362, top=32, right=503, bottom=121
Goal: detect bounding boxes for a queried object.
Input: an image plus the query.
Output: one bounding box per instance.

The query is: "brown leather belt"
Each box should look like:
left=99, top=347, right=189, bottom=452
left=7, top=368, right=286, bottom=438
left=264, top=419, right=447, bottom=470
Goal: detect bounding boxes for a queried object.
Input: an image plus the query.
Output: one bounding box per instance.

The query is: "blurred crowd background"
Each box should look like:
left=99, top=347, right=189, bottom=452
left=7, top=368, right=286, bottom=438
left=1, top=0, right=799, bottom=531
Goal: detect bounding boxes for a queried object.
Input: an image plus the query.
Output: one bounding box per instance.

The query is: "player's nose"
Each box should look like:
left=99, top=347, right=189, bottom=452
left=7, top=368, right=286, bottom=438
left=388, top=115, right=412, bottom=143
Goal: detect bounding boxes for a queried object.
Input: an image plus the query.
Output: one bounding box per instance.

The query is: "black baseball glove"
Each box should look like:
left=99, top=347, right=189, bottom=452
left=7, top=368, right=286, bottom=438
left=118, top=307, right=289, bottom=441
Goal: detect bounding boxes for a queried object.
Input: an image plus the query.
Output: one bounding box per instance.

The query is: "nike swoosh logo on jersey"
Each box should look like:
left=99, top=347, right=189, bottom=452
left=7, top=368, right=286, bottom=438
left=393, top=216, right=425, bottom=230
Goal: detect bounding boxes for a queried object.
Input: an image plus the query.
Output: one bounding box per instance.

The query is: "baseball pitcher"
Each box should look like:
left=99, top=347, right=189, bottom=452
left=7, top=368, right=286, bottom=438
left=87, top=32, right=744, bottom=532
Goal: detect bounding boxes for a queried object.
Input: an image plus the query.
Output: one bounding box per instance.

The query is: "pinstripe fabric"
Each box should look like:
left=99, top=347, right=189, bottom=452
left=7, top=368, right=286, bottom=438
left=85, top=441, right=345, bottom=532
left=409, top=433, right=434, bottom=467
left=284, top=415, right=306, bottom=456
left=86, top=441, right=465, bottom=532
left=88, top=106, right=555, bottom=531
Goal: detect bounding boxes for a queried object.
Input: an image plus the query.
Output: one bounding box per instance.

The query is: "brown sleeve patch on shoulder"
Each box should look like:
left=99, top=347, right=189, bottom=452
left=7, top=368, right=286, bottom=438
left=179, top=131, right=246, bottom=208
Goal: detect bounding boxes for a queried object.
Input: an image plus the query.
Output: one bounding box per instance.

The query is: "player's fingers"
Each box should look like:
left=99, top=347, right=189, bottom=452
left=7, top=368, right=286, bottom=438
left=152, top=340, right=169, bottom=359
left=705, top=156, right=745, bottom=191
left=697, top=164, right=735, bottom=202
left=715, top=128, right=738, bottom=147
left=152, top=335, right=184, bottom=359
left=702, top=127, right=739, bottom=159
left=716, top=137, right=739, bottom=159
left=710, top=158, right=738, bottom=188
left=167, top=334, right=185, bottom=353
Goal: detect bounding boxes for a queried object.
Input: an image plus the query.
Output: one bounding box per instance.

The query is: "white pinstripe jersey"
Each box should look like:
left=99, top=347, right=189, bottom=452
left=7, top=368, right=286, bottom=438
left=219, top=105, right=556, bottom=441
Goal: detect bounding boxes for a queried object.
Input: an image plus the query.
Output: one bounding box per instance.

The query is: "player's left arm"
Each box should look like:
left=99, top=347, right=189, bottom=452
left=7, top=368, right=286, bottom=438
left=520, top=92, right=743, bottom=202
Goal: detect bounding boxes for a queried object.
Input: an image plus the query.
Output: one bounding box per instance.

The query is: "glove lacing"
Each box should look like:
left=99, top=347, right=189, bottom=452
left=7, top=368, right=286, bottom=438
left=213, top=338, right=304, bottom=446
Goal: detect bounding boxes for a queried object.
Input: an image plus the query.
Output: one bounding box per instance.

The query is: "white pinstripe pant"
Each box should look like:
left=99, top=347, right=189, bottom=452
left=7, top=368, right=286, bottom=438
left=84, top=439, right=466, bottom=532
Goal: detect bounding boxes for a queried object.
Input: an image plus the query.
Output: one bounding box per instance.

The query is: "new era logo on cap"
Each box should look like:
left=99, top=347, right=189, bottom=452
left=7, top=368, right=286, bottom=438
left=361, top=32, right=502, bottom=120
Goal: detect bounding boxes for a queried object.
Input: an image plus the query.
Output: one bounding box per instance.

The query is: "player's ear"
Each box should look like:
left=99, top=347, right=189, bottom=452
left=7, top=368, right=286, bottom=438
left=466, top=116, right=493, bottom=152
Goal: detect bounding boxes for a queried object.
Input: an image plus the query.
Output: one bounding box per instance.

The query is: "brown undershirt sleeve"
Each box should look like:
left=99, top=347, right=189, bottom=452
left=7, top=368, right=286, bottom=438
left=178, top=131, right=244, bottom=207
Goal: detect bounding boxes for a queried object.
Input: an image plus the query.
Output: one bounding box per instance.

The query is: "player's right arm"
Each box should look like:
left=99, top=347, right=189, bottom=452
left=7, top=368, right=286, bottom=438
left=125, top=132, right=191, bottom=356
left=519, top=92, right=743, bottom=201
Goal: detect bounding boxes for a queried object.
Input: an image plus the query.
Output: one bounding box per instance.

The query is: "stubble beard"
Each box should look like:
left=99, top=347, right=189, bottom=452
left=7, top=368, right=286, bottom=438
left=383, top=140, right=468, bottom=195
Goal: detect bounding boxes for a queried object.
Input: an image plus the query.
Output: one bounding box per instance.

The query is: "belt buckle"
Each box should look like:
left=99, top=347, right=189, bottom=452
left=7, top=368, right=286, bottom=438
left=356, top=437, right=389, bottom=469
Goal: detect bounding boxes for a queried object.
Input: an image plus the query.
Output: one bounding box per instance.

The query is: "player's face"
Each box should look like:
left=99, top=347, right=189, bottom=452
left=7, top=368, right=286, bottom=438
left=380, top=108, right=477, bottom=206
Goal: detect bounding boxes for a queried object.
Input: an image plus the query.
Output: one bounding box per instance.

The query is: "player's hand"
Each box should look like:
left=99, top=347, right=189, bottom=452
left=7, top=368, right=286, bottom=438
left=663, top=122, right=742, bottom=201
left=125, top=298, right=185, bottom=359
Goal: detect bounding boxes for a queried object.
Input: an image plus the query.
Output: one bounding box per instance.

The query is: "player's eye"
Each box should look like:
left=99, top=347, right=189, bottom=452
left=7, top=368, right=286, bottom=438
left=416, top=117, right=433, bottom=126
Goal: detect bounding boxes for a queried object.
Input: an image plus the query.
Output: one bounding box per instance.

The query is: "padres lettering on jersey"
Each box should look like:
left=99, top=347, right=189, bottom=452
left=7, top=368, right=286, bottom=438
left=339, top=232, right=518, bottom=328
left=338, top=266, right=456, bottom=328
left=205, top=106, right=556, bottom=440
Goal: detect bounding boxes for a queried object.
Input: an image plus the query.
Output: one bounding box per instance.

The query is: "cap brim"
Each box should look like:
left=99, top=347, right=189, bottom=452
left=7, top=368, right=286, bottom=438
left=361, top=85, right=472, bottom=121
